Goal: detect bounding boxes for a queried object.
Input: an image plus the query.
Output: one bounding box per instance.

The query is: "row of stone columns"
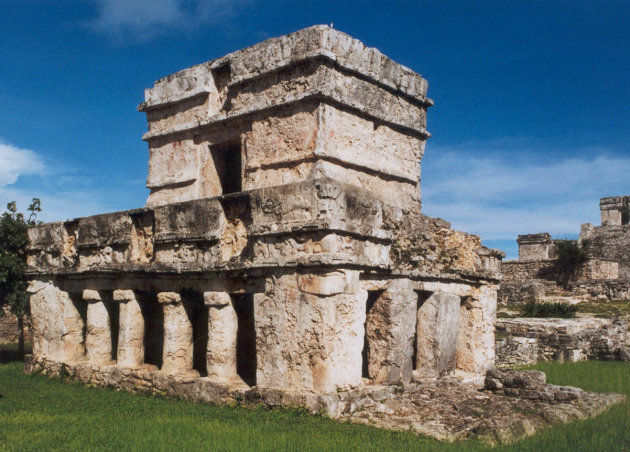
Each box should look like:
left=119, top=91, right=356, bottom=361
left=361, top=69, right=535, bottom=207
left=79, top=289, right=242, bottom=380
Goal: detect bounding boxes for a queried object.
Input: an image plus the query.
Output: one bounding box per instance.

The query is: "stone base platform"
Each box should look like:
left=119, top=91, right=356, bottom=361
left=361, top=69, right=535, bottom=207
left=24, top=356, right=624, bottom=445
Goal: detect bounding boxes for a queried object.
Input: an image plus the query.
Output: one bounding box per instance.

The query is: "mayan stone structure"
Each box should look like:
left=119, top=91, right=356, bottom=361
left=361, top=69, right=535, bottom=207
left=501, top=195, right=630, bottom=303
left=24, top=25, right=506, bottom=406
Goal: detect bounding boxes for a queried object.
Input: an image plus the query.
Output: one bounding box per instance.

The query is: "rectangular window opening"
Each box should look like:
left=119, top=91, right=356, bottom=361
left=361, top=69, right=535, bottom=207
left=232, top=293, right=256, bottom=387
left=362, top=290, right=383, bottom=379
left=622, top=211, right=629, bottom=225
left=210, top=142, right=242, bottom=195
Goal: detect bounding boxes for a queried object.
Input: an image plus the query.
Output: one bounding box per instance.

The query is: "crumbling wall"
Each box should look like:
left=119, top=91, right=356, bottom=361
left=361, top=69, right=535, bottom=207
left=495, top=318, right=630, bottom=367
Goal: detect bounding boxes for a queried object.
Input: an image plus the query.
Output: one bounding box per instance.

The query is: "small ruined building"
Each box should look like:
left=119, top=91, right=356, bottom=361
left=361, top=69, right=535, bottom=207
left=26, top=25, right=502, bottom=394
left=23, top=27, right=625, bottom=443
left=501, top=195, right=630, bottom=304
left=497, top=196, right=630, bottom=368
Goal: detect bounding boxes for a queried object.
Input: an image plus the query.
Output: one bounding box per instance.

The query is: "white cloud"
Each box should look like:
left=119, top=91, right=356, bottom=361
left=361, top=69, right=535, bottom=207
left=0, top=138, right=140, bottom=223
left=421, top=139, right=630, bottom=258
left=89, top=0, right=250, bottom=42
left=0, top=141, right=45, bottom=187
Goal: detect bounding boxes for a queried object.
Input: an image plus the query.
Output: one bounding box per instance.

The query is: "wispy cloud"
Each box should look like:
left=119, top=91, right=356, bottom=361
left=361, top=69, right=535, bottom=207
left=0, top=141, right=45, bottom=187
left=88, top=0, right=250, bottom=42
left=421, top=138, right=630, bottom=258
left=0, top=138, right=135, bottom=223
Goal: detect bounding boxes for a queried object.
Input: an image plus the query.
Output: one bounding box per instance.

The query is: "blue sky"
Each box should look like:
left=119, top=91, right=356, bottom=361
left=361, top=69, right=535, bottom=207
left=1, top=1, right=629, bottom=259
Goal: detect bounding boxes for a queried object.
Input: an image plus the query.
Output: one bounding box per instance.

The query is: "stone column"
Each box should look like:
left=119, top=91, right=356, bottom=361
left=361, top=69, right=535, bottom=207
left=365, top=280, right=417, bottom=384
left=204, top=291, right=238, bottom=382
left=415, top=292, right=461, bottom=378
left=456, top=285, right=497, bottom=381
left=113, top=290, right=144, bottom=367
left=83, top=289, right=112, bottom=364
left=158, top=292, right=193, bottom=374
left=28, top=280, right=85, bottom=361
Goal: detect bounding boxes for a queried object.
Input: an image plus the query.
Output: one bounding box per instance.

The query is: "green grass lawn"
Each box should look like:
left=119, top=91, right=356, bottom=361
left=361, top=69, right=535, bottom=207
left=0, top=351, right=628, bottom=451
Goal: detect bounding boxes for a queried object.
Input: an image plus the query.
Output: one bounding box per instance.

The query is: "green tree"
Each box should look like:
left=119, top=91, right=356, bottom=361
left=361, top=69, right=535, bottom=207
left=553, top=238, right=590, bottom=289
left=0, top=198, right=41, bottom=359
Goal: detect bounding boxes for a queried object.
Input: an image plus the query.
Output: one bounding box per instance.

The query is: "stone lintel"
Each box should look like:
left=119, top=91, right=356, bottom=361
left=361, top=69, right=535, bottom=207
left=203, top=291, right=231, bottom=307
left=82, top=289, right=102, bottom=302
left=158, top=292, right=182, bottom=304
left=113, top=289, right=136, bottom=302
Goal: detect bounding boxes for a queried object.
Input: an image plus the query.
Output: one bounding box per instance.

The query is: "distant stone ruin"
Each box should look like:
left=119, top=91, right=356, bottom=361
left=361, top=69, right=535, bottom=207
left=23, top=27, right=622, bottom=443
left=501, top=195, right=630, bottom=303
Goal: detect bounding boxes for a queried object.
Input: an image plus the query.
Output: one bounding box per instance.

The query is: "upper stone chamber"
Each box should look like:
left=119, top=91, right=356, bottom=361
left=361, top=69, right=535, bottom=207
left=139, top=25, right=432, bottom=210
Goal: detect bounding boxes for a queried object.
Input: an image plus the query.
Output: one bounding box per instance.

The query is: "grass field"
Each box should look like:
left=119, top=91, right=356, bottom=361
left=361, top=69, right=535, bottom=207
left=0, top=350, right=628, bottom=451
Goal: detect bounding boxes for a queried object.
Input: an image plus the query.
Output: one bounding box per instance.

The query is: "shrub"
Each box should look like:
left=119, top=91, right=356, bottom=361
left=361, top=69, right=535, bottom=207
left=521, top=300, right=578, bottom=318
left=553, top=239, right=590, bottom=289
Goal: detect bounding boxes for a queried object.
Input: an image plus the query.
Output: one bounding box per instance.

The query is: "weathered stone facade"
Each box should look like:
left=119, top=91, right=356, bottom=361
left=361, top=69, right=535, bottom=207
left=501, top=196, right=630, bottom=303
left=23, top=26, right=625, bottom=441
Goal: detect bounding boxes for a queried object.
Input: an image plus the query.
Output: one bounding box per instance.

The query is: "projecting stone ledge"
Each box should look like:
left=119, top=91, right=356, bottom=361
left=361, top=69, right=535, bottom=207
left=24, top=357, right=624, bottom=445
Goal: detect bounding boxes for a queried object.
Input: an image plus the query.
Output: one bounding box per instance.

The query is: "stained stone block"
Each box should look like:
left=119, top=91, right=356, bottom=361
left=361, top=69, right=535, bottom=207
left=204, top=291, right=238, bottom=382
left=83, top=289, right=113, bottom=364
left=415, top=292, right=461, bottom=378
left=28, top=280, right=84, bottom=361
left=366, top=281, right=417, bottom=384
left=158, top=292, right=193, bottom=374
left=113, top=290, right=144, bottom=367
left=255, top=274, right=366, bottom=392
left=456, top=285, right=497, bottom=377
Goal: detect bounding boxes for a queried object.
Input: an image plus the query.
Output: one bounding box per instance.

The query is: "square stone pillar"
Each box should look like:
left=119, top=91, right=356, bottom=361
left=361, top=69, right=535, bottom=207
left=28, top=280, right=85, bottom=362
left=415, top=292, right=461, bottom=378
left=158, top=292, right=193, bottom=374
left=255, top=271, right=366, bottom=392
left=365, top=280, right=417, bottom=384
left=83, top=289, right=113, bottom=364
left=456, top=285, right=497, bottom=380
left=113, top=290, right=144, bottom=367
left=204, top=292, right=238, bottom=382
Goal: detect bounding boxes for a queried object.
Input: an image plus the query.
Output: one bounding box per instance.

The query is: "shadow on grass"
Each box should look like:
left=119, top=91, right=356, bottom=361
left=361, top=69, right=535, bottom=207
left=0, top=342, right=32, bottom=364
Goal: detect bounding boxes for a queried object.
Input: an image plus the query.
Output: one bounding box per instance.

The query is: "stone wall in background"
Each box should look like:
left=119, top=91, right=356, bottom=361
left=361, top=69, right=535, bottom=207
left=0, top=306, right=31, bottom=345
left=495, top=317, right=630, bottom=368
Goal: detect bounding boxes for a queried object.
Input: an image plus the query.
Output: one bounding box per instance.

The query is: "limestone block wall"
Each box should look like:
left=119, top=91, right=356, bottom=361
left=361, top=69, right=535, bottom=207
left=495, top=318, right=630, bottom=367
left=582, top=224, right=630, bottom=279
left=139, top=26, right=431, bottom=210
left=517, top=233, right=552, bottom=260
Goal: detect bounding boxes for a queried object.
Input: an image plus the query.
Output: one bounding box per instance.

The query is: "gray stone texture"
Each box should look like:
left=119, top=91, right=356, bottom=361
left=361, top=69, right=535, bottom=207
left=415, top=292, right=460, bottom=378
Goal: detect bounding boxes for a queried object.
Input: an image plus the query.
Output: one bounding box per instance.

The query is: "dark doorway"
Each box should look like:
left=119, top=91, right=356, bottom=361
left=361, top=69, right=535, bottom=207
left=104, top=297, right=119, bottom=361
left=362, top=290, right=382, bottom=379
left=412, top=291, right=433, bottom=371
left=139, top=293, right=164, bottom=368
left=232, top=293, right=256, bottom=386
left=183, top=292, right=209, bottom=377
left=210, top=142, right=242, bottom=194
left=622, top=211, right=629, bottom=225
left=70, top=293, right=87, bottom=354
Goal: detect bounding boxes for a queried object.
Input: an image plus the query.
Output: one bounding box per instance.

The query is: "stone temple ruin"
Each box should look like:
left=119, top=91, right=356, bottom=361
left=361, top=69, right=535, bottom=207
left=496, top=196, right=630, bottom=369
left=23, top=27, right=623, bottom=443
left=501, top=195, right=630, bottom=304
